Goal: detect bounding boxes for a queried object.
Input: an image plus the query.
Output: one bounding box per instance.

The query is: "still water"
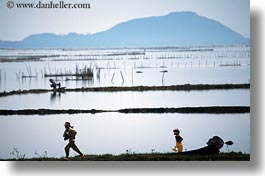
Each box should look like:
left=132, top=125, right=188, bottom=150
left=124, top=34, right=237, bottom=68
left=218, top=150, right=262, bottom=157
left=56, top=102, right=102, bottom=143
left=0, top=46, right=250, bottom=159
left=0, top=89, right=250, bottom=110
left=0, top=46, right=250, bottom=92
left=0, top=62, right=250, bottom=92
left=0, top=113, right=250, bottom=159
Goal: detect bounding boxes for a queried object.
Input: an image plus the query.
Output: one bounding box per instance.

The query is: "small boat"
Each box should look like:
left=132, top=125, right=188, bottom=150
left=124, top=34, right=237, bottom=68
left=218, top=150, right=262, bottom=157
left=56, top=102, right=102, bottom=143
left=175, top=145, right=220, bottom=155
left=53, top=87, right=66, bottom=92
left=49, top=79, right=66, bottom=92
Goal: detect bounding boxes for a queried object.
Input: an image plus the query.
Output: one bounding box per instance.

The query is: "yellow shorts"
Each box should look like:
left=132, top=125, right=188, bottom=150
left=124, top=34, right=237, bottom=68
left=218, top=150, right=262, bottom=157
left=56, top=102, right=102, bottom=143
left=177, top=142, right=183, bottom=153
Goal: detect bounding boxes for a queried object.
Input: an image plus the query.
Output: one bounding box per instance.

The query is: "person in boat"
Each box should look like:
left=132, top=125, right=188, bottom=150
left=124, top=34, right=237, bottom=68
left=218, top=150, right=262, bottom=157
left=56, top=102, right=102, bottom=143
left=49, top=79, right=61, bottom=90
left=172, top=128, right=183, bottom=153
left=49, top=79, right=57, bottom=89
left=63, top=122, right=84, bottom=160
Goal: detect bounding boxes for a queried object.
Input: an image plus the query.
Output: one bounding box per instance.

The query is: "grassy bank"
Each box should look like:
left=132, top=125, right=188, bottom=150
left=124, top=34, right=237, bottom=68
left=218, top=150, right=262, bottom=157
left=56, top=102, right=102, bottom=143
left=0, top=106, right=250, bottom=115
left=2, top=152, right=250, bottom=161
left=0, top=83, right=250, bottom=97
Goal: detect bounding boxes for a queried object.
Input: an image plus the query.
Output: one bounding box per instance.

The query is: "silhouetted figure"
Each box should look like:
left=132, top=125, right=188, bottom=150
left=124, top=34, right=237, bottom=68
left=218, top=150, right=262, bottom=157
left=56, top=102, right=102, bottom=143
left=49, top=79, right=57, bottom=89
left=172, top=128, right=183, bottom=153
left=63, top=122, right=84, bottom=160
left=49, top=79, right=61, bottom=90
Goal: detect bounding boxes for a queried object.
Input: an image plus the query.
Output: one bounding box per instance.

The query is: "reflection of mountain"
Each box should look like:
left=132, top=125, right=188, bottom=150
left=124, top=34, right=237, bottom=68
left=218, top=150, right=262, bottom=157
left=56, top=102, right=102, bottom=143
left=0, top=11, right=249, bottom=48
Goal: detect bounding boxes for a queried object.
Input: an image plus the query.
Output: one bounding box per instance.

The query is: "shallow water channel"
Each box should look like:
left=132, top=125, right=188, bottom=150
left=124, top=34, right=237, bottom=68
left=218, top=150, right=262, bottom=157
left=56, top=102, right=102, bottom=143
left=0, top=89, right=249, bottom=110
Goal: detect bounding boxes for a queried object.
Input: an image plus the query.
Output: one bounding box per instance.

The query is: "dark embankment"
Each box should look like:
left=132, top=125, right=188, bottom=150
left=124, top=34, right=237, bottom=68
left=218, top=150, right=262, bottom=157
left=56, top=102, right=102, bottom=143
left=118, top=106, right=250, bottom=114
left=0, top=109, right=107, bottom=115
left=0, top=84, right=250, bottom=97
left=1, top=152, right=250, bottom=161
left=0, top=106, right=250, bottom=115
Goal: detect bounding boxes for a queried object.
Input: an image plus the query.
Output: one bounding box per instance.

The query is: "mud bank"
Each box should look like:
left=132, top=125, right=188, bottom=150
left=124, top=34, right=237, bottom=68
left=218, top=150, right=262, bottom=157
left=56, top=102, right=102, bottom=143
left=1, top=152, right=250, bottom=161
left=0, top=83, right=250, bottom=97
left=0, top=106, right=250, bottom=115
left=118, top=106, right=250, bottom=114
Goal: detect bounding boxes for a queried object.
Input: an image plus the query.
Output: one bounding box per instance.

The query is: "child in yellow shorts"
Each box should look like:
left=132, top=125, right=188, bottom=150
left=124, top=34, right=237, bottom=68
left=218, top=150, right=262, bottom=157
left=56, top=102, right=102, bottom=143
left=172, top=128, right=183, bottom=153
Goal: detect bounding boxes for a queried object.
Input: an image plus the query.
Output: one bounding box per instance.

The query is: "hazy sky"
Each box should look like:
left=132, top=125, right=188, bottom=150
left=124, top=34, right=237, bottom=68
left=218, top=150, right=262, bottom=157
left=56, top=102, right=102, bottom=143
left=0, top=0, right=249, bottom=41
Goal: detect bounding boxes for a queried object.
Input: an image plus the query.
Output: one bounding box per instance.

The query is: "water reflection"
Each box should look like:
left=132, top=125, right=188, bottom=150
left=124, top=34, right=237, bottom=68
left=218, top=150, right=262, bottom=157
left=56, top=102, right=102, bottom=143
left=0, top=90, right=250, bottom=110
left=50, top=92, right=62, bottom=103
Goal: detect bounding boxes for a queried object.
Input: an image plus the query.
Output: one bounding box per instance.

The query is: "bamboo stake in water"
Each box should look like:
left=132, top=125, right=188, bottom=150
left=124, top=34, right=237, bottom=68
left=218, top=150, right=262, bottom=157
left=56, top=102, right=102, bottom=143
left=162, top=72, right=165, bottom=83
left=29, top=65, right=32, bottom=76
left=16, top=72, right=20, bottom=80
left=35, top=68, right=38, bottom=78
left=120, top=71, right=124, bottom=83
left=25, top=64, right=30, bottom=76
left=111, top=72, right=115, bottom=83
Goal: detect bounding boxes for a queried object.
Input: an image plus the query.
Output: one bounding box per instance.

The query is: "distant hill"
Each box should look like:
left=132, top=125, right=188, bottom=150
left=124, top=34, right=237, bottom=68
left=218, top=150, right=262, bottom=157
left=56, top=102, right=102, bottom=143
left=0, top=12, right=249, bottom=48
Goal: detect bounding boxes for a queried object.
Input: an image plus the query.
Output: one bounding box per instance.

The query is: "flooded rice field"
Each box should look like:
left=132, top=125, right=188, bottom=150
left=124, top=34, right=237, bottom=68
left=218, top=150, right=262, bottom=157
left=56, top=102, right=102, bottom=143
left=0, top=89, right=249, bottom=110
left=0, top=46, right=250, bottom=91
left=0, top=46, right=250, bottom=159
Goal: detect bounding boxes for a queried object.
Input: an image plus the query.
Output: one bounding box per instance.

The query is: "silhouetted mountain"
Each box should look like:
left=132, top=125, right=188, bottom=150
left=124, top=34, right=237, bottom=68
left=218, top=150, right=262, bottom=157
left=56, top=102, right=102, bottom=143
left=0, top=12, right=249, bottom=48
